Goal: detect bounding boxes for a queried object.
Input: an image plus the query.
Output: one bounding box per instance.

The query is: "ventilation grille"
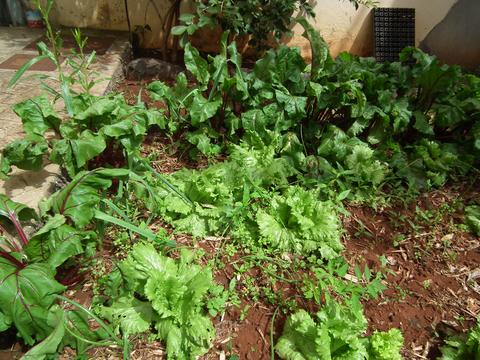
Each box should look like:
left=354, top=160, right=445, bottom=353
left=374, top=8, right=415, bottom=63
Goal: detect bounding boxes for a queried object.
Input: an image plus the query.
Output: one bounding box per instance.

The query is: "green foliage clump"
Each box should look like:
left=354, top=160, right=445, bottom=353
left=99, top=243, right=225, bottom=359
left=439, top=320, right=480, bottom=359
left=154, top=143, right=297, bottom=237
left=465, top=205, right=480, bottom=236
left=369, top=328, right=404, bottom=360
left=256, top=186, right=342, bottom=258
left=0, top=169, right=127, bottom=350
left=0, top=93, right=166, bottom=179
left=174, top=0, right=314, bottom=49
left=275, top=300, right=403, bottom=360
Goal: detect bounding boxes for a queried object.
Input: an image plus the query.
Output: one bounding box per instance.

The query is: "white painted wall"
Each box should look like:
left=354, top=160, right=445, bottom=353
left=287, top=0, right=457, bottom=57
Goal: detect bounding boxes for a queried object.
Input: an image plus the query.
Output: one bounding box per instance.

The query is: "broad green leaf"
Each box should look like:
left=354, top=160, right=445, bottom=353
left=40, top=168, right=130, bottom=228
left=21, top=306, right=65, bottom=360
left=12, top=95, right=61, bottom=136
left=0, top=194, right=37, bottom=223
left=297, top=17, right=331, bottom=80
left=50, top=138, right=76, bottom=177
left=2, top=137, right=48, bottom=171
left=275, top=90, right=307, bottom=120
left=184, top=43, right=209, bottom=85
left=70, top=130, right=107, bottom=167
left=0, top=311, right=10, bottom=332
left=190, top=94, right=222, bottom=126
left=413, top=111, right=434, bottom=135
left=26, top=218, right=90, bottom=268
left=171, top=25, right=188, bottom=36
left=74, top=97, right=120, bottom=121
left=0, top=260, right=65, bottom=345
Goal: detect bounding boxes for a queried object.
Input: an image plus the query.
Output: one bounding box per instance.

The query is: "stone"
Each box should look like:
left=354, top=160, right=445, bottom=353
left=126, top=57, right=185, bottom=81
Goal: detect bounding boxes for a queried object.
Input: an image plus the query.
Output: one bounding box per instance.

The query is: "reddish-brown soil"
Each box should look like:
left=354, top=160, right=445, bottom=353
left=343, top=185, right=480, bottom=358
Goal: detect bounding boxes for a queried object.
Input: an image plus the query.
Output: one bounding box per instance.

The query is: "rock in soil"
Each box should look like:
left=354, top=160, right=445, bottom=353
left=126, top=58, right=185, bottom=81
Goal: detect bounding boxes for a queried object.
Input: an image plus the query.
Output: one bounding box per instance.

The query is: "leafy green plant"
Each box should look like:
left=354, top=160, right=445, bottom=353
left=439, top=319, right=480, bottom=359
left=302, top=257, right=387, bottom=303
left=98, top=243, right=225, bottom=359
left=0, top=91, right=168, bottom=179
left=465, top=205, right=480, bottom=236
left=173, top=0, right=377, bottom=50
left=0, top=196, right=92, bottom=348
left=1, top=0, right=168, bottom=179
left=153, top=143, right=297, bottom=238
left=368, top=329, right=404, bottom=360
left=255, top=186, right=342, bottom=258
left=275, top=299, right=403, bottom=360
left=173, top=0, right=314, bottom=49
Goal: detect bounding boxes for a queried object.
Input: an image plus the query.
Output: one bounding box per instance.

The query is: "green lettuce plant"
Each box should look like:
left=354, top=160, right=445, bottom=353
left=98, top=243, right=225, bottom=359
left=275, top=299, right=403, bottom=360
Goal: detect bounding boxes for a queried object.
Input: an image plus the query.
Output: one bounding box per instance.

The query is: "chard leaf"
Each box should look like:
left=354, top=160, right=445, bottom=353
left=12, top=95, right=61, bottom=137
left=275, top=90, right=307, bottom=120
left=297, top=17, right=331, bottom=81
left=190, top=94, right=222, bottom=126
left=74, top=97, right=120, bottom=121
left=413, top=111, right=434, bottom=135
left=21, top=306, right=65, bottom=360
left=70, top=130, right=107, bottom=168
left=40, top=168, right=130, bottom=228
left=2, top=137, right=48, bottom=172
left=0, top=194, right=37, bottom=223
left=0, top=260, right=65, bottom=345
left=0, top=311, right=9, bottom=332
left=26, top=224, right=91, bottom=268
left=50, top=138, right=76, bottom=178
left=184, top=43, right=209, bottom=85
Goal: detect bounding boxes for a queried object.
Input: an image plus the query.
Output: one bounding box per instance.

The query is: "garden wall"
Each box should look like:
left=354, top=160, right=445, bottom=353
left=47, top=0, right=479, bottom=68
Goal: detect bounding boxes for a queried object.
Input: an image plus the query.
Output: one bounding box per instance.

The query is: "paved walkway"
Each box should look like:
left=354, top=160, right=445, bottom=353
left=0, top=27, right=129, bottom=210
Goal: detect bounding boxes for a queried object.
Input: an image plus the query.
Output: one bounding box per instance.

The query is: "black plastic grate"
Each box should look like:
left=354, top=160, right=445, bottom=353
left=374, top=8, right=415, bottom=63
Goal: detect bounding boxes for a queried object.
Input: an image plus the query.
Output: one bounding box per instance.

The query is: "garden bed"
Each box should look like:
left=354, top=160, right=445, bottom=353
left=0, top=14, right=479, bottom=360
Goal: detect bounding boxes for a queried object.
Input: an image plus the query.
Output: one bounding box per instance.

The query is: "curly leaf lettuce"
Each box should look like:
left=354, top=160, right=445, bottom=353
left=99, top=244, right=224, bottom=359
left=257, top=186, right=342, bottom=258
left=276, top=300, right=403, bottom=360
